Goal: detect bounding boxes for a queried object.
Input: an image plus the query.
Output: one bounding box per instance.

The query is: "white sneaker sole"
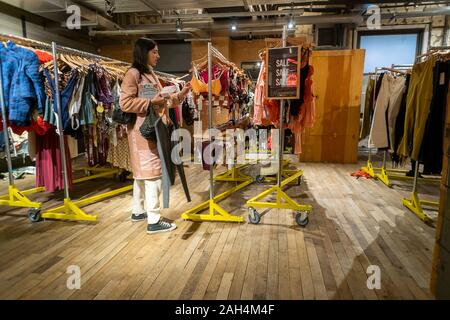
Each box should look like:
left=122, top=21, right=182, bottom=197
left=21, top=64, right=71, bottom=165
left=147, top=224, right=177, bottom=234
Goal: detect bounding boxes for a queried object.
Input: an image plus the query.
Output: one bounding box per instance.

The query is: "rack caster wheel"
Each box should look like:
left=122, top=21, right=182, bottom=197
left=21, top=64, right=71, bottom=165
left=255, top=175, right=265, bottom=184
left=248, top=207, right=261, bottom=224
left=28, top=209, right=42, bottom=223
left=295, top=211, right=309, bottom=227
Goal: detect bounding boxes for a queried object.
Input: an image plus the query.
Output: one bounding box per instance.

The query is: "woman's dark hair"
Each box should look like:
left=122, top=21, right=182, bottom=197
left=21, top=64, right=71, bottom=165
left=132, top=38, right=157, bottom=74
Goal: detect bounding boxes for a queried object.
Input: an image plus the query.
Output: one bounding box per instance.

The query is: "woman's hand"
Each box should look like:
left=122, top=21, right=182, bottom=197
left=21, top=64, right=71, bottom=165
left=151, top=93, right=167, bottom=106
left=180, top=82, right=192, bottom=96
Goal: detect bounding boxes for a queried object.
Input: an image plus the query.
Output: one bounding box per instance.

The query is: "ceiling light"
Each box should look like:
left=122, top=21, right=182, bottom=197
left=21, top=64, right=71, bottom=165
left=176, top=19, right=182, bottom=32
left=248, top=32, right=253, bottom=42
left=288, top=18, right=295, bottom=29
left=231, top=22, right=237, bottom=31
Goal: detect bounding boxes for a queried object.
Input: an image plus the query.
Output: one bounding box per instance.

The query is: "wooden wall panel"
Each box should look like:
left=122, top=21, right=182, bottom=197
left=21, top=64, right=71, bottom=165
left=299, top=49, right=365, bottom=164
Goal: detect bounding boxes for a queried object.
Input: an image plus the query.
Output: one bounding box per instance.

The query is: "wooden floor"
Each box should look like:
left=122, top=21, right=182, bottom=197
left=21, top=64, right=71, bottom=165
left=0, top=159, right=439, bottom=300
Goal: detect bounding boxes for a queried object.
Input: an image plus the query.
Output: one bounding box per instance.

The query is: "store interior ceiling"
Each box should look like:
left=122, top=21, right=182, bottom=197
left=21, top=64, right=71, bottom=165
left=0, top=0, right=449, bottom=45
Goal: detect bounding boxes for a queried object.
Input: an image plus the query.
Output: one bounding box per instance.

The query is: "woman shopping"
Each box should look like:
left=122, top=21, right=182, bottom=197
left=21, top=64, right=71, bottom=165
left=120, top=38, right=191, bottom=234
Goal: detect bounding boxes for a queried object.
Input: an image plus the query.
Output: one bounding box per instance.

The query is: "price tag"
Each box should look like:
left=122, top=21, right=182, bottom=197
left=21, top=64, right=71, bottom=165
left=96, top=103, right=105, bottom=113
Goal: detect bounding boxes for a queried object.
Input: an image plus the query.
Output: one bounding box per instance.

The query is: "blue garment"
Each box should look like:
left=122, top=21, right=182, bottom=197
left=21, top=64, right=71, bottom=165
left=80, top=69, right=95, bottom=126
left=6, top=41, right=45, bottom=126
left=0, top=44, right=19, bottom=112
left=43, top=68, right=78, bottom=129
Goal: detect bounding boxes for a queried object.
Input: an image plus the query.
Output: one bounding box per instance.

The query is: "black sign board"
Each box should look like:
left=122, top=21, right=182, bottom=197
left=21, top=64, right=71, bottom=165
left=266, top=46, right=301, bottom=99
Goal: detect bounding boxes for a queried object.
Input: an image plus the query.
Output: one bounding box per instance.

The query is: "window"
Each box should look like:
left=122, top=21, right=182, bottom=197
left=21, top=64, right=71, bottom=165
left=358, top=30, right=422, bottom=74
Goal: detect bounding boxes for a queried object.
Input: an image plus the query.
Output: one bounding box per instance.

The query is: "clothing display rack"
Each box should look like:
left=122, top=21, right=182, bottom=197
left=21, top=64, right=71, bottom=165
left=0, top=34, right=134, bottom=222
left=362, top=65, right=440, bottom=187
left=181, top=42, right=253, bottom=223
left=402, top=47, right=450, bottom=221
left=361, top=55, right=445, bottom=222
left=245, top=26, right=312, bottom=226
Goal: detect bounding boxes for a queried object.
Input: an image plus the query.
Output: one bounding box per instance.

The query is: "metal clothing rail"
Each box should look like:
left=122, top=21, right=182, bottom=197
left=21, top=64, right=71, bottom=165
left=0, top=33, right=128, bottom=65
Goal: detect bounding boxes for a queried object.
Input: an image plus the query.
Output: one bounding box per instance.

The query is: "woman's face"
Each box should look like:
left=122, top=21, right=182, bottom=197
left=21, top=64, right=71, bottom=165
left=148, top=46, right=160, bottom=68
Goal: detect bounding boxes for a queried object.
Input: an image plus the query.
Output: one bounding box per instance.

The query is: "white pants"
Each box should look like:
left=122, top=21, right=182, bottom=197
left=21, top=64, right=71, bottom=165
left=132, top=178, right=162, bottom=224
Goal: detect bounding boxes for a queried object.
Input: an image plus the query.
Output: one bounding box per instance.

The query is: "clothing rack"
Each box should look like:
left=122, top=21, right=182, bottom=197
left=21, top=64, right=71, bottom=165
left=0, top=34, right=134, bottom=221
left=181, top=43, right=253, bottom=223
left=245, top=26, right=312, bottom=226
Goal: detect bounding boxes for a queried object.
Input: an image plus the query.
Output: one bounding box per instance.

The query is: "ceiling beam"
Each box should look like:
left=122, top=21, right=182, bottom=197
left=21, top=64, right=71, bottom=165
left=139, top=0, right=162, bottom=16
left=162, top=9, right=306, bottom=20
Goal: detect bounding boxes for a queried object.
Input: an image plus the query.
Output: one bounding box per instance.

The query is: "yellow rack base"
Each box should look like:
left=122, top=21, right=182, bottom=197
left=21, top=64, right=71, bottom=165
left=29, top=185, right=133, bottom=222
left=181, top=179, right=252, bottom=223
left=363, top=160, right=441, bottom=187
left=402, top=192, right=439, bottom=222
left=214, top=165, right=252, bottom=182
left=246, top=169, right=312, bottom=226
left=0, top=185, right=43, bottom=208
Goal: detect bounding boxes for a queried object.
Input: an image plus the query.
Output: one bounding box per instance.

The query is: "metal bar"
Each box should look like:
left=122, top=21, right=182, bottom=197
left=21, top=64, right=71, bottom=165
left=0, top=57, right=14, bottom=185
left=208, top=42, right=214, bottom=201
left=412, top=159, right=420, bottom=194
left=52, top=42, right=70, bottom=200
left=0, top=33, right=129, bottom=65
left=278, top=25, right=288, bottom=188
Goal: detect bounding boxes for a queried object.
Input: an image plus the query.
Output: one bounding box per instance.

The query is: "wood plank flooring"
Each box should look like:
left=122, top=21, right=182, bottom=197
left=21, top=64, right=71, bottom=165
left=0, top=159, right=438, bottom=299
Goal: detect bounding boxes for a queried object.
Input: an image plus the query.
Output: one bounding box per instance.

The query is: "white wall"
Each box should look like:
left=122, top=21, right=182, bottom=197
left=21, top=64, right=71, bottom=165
left=0, top=11, right=95, bottom=52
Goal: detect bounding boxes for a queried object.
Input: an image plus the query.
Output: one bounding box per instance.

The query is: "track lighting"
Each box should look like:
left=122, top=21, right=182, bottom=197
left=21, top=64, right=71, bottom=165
left=176, top=19, right=182, bottom=32
left=231, top=21, right=237, bottom=31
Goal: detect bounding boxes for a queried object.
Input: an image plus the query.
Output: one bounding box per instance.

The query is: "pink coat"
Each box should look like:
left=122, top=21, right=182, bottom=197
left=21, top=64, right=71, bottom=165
left=120, top=68, right=180, bottom=180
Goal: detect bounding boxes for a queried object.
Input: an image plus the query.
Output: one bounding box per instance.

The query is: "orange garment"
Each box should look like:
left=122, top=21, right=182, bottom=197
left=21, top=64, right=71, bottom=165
left=288, top=65, right=315, bottom=155
left=34, top=50, right=53, bottom=64
left=190, top=68, right=222, bottom=96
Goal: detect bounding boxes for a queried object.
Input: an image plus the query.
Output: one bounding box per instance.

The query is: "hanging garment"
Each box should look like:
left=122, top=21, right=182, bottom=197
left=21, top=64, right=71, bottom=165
left=6, top=41, right=46, bottom=125
left=107, top=136, right=132, bottom=172
left=64, top=74, right=85, bottom=138
left=43, top=68, right=79, bottom=129
left=287, top=65, right=315, bottom=154
left=420, top=60, right=450, bottom=174
left=391, top=74, right=411, bottom=165
left=387, top=76, right=407, bottom=153
left=80, top=69, right=96, bottom=126
left=0, top=44, right=18, bottom=113
left=397, top=56, right=437, bottom=161
left=253, top=60, right=268, bottom=126
left=290, top=64, right=311, bottom=116
left=34, top=50, right=53, bottom=64
left=360, top=77, right=375, bottom=140
left=94, top=68, right=114, bottom=105
left=35, top=126, right=73, bottom=192
left=369, top=74, right=405, bottom=149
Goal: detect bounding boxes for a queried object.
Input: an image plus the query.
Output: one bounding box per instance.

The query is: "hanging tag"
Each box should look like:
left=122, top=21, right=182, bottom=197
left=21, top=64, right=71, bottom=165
left=96, top=102, right=105, bottom=113
left=440, top=72, right=445, bottom=86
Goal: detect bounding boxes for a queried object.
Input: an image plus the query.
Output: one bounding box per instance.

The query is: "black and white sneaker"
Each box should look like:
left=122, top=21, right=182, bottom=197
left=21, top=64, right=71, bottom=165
left=147, top=220, right=177, bottom=234
left=131, top=213, right=147, bottom=222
